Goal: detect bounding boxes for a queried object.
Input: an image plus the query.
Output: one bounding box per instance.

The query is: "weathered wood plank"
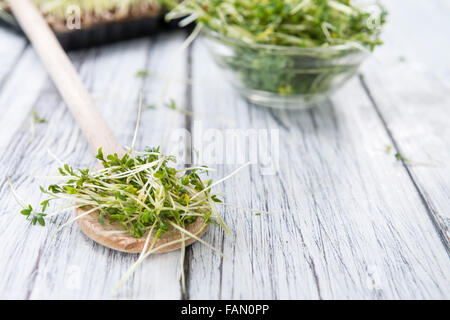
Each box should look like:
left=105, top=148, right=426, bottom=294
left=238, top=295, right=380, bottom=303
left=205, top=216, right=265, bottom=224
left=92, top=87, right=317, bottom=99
left=186, top=40, right=450, bottom=299
left=0, top=32, right=188, bottom=299
left=361, top=0, right=450, bottom=245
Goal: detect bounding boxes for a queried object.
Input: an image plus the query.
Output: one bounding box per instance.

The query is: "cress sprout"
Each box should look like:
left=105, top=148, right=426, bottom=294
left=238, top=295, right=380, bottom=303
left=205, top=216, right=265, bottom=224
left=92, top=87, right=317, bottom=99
left=11, top=146, right=229, bottom=239
left=166, top=0, right=387, bottom=48
left=165, top=0, right=388, bottom=103
left=9, top=145, right=252, bottom=293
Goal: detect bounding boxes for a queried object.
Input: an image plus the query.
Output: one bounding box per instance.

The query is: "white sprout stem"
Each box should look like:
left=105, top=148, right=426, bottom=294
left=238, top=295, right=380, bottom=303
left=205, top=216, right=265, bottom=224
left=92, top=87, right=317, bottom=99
left=165, top=0, right=190, bottom=21
left=30, top=118, right=36, bottom=141
left=7, top=178, right=27, bottom=208
left=179, top=233, right=186, bottom=293
left=127, top=150, right=167, bottom=156
left=49, top=194, right=100, bottom=206
left=209, top=198, right=231, bottom=235
left=169, top=222, right=224, bottom=256
left=138, top=223, right=156, bottom=261
left=338, top=41, right=371, bottom=53
left=51, top=206, right=101, bottom=236
left=290, top=0, right=311, bottom=15
left=178, top=12, right=198, bottom=27
left=130, top=91, right=143, bottom=153
left=321, top=22, right=334, bottom=43
left=112, top=235, right=188, bottom=296
left=103, top=158, right=164, bottom=179
left=97, top=230, right=128, bottom=235
left=190, top=162, right=251, bottom=201
left=328, top=0, right=357, bottom=16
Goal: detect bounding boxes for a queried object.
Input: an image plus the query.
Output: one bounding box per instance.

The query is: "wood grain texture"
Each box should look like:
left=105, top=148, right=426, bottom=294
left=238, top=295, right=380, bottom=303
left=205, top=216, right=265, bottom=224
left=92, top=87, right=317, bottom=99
left=376, top=0, right=450, bottom=84
left=0, top=32, right=189, bottom=299
left=186, top=40, right=450, bottom=299
left=9, top=0, right=206, bottom=254
left=0, top=28, right=27, bottom=89
left=361, top=0, right=450, bottom=246
left=0, top=46, right=49, bottom=156
left=0, top=1, right=449, bottom=300
left=8, top=0, right=124, bottom=157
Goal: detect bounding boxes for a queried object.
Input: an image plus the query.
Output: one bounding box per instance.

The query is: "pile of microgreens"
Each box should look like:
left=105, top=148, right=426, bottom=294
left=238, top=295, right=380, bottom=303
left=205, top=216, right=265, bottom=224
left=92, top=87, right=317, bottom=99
left=166, top=0, right=387, bottom=49
left=10, top=146, right=228, bottom=293
left=9, top=97, right=255, bottom=294
left=35, top=146, right=227, bottom=236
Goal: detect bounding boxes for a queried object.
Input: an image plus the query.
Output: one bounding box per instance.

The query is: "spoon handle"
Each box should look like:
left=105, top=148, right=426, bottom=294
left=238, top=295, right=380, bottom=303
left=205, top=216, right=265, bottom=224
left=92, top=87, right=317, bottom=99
left=7, top=0, right=124, bottom=156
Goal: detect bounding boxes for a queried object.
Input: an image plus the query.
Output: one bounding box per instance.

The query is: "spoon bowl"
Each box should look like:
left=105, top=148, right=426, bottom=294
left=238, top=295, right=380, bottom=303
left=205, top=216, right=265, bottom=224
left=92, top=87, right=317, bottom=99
left=76, top=207, right=209, bottom=253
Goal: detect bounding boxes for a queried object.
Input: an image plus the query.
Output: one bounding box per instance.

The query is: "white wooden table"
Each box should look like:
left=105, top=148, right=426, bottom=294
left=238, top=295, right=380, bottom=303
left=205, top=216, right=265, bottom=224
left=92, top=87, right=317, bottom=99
left=0, top=0, right=449, bottom=300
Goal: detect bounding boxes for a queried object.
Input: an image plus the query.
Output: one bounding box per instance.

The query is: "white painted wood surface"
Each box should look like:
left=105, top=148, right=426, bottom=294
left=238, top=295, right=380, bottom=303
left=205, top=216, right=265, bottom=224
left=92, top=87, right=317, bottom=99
left=0, top=0, right=449, bottom=299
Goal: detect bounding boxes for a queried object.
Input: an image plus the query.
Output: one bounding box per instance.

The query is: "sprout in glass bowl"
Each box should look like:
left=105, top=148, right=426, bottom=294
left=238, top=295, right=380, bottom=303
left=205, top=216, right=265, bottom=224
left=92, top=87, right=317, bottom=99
left=202, top=27, right=374, bottom=109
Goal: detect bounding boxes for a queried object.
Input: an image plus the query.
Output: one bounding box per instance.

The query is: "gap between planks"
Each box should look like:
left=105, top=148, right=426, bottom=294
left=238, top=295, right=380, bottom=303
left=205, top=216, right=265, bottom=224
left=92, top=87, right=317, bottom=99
left=181, top=31, right=193, bottom=300
left=359, top=75, right=450, bottom=253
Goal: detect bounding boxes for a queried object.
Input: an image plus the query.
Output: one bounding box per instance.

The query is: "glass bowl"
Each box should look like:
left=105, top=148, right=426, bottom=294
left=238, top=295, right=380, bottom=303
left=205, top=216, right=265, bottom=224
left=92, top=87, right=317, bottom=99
left=201, top=27, right=371, bottom=109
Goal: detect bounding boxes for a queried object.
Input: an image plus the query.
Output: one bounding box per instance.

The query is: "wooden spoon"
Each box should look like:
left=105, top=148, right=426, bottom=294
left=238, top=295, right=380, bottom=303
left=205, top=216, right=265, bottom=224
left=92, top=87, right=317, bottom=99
left=7, top=0, right=207, bottom=253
